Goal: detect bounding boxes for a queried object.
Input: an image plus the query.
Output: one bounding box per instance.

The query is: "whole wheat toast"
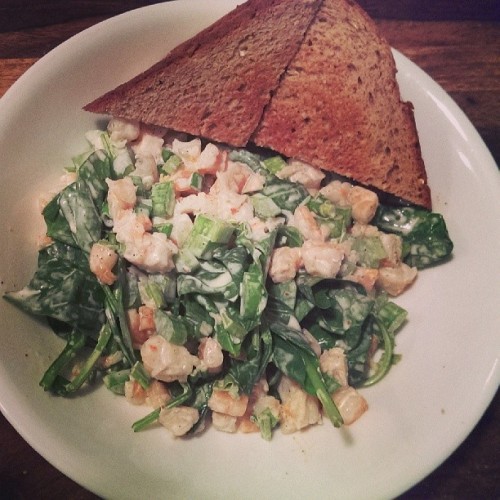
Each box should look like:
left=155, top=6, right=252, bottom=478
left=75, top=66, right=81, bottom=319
left=84, top=0, right=322, bottom=147
left=84, top=0, right=432, bottom=209
left=252, top=0, right=431, bottom=208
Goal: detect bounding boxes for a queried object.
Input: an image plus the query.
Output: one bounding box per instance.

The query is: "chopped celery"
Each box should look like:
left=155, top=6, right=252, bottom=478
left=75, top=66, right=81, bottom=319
left=131, top=361, right=151, bottom=389
left=103, top=369, right=131, bottom=395
left=307, top=196, right=352, bottom=239
left=262, top=155, right=286, bottom=174
left=161, top=153, right=182, bottom=174
left=250, top=193, right=282, bottom=217
left=189, top=172, right=203, bottom=192
left=252, top=407, right=279, bottom=441
left=351, top=236, right=387, bottom=268
left=183, top=214, right=235, bottom=259
left=175, top=248, right=200, bottom=274
left=153, top=222, right=173, bottom=236
left=151, top=181, right=175, bottom=218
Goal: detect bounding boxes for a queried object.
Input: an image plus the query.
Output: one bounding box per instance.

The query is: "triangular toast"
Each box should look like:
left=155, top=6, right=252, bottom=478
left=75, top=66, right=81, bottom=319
left=84, top=0, right=322, bottom=147
left=84, top=0, right=432, bottom=209
left=252, top=0, right=431, bottom=208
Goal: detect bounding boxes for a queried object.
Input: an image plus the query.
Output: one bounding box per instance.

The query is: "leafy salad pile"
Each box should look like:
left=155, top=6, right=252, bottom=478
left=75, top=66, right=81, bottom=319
left=5, top=120, right=453, bottom=439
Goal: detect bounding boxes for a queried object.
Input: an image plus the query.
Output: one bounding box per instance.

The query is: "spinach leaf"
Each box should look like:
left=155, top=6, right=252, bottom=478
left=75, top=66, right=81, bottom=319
left=260, top=178, right=309, bottom=212
left=269, top=322, right=343, bottom=427
left=227, top=329, right=273, bottom=394
left=43, top=179, right=102, bottom=253
left=307, top=195, right=352, bottom=239
left=77, top=151, right=112, bottom=206
left=275, top=225, right=303, bottom=248
left=5, top=241, right=104, bottom=333
left=214, top=305, right=249, bottom=356
left=373, top=205, right=453, bottom=269
left=177, top=259, right=239, bottom=301
left=228, top=149, right=266, bottom=174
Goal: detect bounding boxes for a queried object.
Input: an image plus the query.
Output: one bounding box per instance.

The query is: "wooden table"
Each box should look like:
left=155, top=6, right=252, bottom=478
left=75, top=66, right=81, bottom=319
left=0, top=1, right=498, bottom=498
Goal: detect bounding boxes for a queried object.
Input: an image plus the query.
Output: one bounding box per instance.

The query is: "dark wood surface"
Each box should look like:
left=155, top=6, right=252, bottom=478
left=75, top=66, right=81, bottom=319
left=0, top=1, right=498, bottom=498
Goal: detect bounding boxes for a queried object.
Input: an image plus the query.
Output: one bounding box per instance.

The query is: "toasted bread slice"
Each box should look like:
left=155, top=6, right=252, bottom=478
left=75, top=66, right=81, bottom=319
left=84, top=0, right=431, bottom=209
left=252, top=0, right=431, bottom=209
left=84, top=0, right=322, bottom=147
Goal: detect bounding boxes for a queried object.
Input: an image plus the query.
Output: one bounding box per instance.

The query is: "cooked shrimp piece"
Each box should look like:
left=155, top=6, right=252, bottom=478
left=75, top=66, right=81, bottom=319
left=127, top=309, right=150, bottom=348
left=198, top=337, right=223, bottom=374
left=350, top=223, right=380, bottom=238
left=223, top=192, right=254, bottom=222
left=248, top=216, right=284, bottom=242
left=278, top=376, right=322, bottom=434
left=127, top=305, right=156, bottom=349
left=89, top=243, right=118, bottom=285
left=241, top=171, right=265, bottom=194
left=269, top=246, right=302, bottom=283
left=138, top=305, right=155, bottom=331
left=133, top=153, right=159, bottom=189
left=97, top=351, right=123, bottom=370
left=320, top=180, right=352, bottom=206
left=141, top=335, right=199, bottom=383
left=301, top=239, right=344, bottom=278
left=106, top=177, right=137, bottom=219
left=124, top=379, right=146, bottom=406
left=347, top=186, right=379, bottom=224
left=377, top=262, right=417, bottom=296
left=212, top=412, right=238, bottom=433
left=139, top=232, right=178, bottom=273
left=113, top=210, right=177, bottom=273
left=214, top=161, right=254, bottom=194
left=239, top=379, right=281, bottom=434
left=159, top=406, right=199, bottom=437
left=319, top=347, right=349, bottom=387
left=168, top=212, right=194, bottom=248
left=145, top=380, right=171, bottom=409
left=170, top=168, right=201, bottom=195
left=290, top=205, right=329, bottom=242
left=276, top=159, right=325, bottom=191
left=379, top=233, right=403, bottom=267
left=194, top=143, right=227, bottom=174
left=345, top=267, right=379, bottom=292
left=332, top=386, right=368, bottom=425
left=174, top=192, right=217, bottom=218
left=252, top=395, right=281, bottom=424
left=107, top=117, right=140, bottom=147
left=208, top=389, right=249, bottom=417
left=320, top=181, right=379, bottom=224
left=131, top=127, right=165, bottom=165
left=172, top=160, right=255, bottom=223
left=171, top=138, right=202, bottom=167
left=174, top=183, right=253, bottom=223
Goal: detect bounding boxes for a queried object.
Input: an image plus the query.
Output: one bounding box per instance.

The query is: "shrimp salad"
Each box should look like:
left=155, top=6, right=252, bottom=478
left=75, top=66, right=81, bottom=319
left=5, top=118, right=453, bottom=439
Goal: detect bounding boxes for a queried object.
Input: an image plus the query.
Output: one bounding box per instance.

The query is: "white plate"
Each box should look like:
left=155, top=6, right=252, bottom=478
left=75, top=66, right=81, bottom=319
left=0, top=1, right=498, bottom=498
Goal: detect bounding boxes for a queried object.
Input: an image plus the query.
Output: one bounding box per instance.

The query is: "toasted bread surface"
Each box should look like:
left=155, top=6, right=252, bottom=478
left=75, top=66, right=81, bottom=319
left=252, top=0, right=431, bottom=208
left=84, top=0, right=322, bottom=147
left=85, top=0, right=431, bottom=209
